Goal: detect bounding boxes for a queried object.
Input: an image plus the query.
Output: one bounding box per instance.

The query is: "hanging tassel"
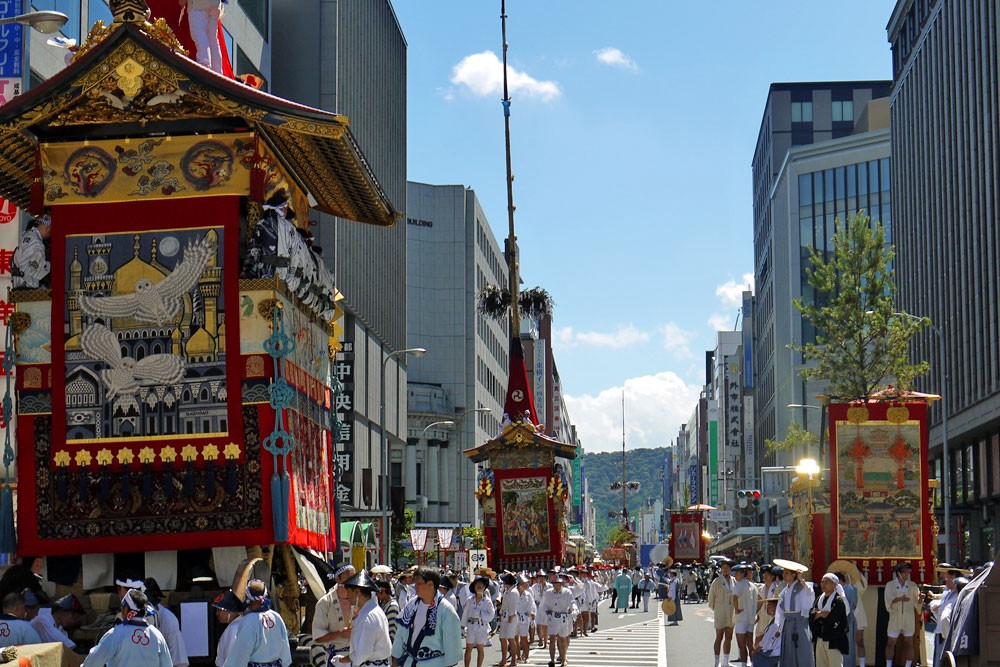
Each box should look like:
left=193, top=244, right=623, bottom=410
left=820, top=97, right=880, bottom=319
left=225, top=460, right=237, bottom=494
left=142, top=465, right=153, bottom=498
left=55, top=471, right=68, bottom=502
left=29, top=144, right=43, bottom=215
left=0, top=486, right=13, bottom=553
left=206, top=466, right=216, bottom=498
left=163, top=464, right=174, bottom=500
left=121, top=470, right=130, bottom=500
left=183, top=463, right=194, bottom=497
left=99, top=470, right=109, bottom=501
left=77, top=472, right=89, bottom=501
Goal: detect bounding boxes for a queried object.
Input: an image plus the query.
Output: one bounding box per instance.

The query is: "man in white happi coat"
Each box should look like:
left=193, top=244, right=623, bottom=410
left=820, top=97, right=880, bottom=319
left=313, top=563, right=356, bottom=665
left=144, top=578, right=189, bottom=667
left=221, top=580, right=291, bottom=667
left=0, top=592, right=42, bottom=647
left=529, top=572, right=549, bottom=648
left=883, top=562, right=921, bottom=667
left=496, top=574, right=518, bottom=667
left=707, top=559, right=736, bottom=667
left=83, top=589, right=172, bottom=667
left=537, top=574, right=578, bottom=667
left=212, top=590, right=244, bottom=667
left=336, top=571, right=392, bottom=667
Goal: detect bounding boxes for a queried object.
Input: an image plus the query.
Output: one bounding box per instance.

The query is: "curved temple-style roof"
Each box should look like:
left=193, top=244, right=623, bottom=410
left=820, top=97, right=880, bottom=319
left=0, top=19, right=398, bottom=226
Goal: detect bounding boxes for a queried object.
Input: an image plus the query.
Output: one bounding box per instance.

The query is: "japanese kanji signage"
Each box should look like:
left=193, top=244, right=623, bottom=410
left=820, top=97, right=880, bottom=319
left=0, top=1, right=24, bottom=79
left=334, top=340, right=355, bottom=507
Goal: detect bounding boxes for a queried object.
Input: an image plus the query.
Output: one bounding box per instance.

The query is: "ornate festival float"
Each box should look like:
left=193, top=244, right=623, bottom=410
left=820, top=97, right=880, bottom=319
left=0, top=0, right=396, bottom=636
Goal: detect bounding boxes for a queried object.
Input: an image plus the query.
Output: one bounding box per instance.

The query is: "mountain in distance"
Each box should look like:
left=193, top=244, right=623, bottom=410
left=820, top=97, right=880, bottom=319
left=583, top=446, right=671, bottom=551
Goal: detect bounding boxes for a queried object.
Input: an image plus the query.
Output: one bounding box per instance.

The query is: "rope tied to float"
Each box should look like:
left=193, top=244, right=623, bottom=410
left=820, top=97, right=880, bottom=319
left=263, top=305, right=296, bottom=541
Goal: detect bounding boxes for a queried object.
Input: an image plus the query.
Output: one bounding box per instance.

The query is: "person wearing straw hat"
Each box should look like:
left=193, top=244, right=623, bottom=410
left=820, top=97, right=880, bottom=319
left=536, top=573, right=578, bottom=667
left=929, top=563, right=970, bottom=667
left=754, top=565, right=783, bottom=646
left=212, top=590, right=244, bottom=667
left=665, top=569, right=683, bottom=625
left=391, top=566, right=463, bottom=667
left=461, top=574, right=495, bottom=667
left=83, top=589, right=172, bottom=667
left=313, top=563, right=356, bottom=665
left=809, top=573, right=850, bottom=667
left=825, top=561, right=864, bottom=667
left=708, top=558, right=736, bottom=667
left=884, top=562, right=921, bottom=667
left=774, top=559, right=815, bottom=667
left=335, top=570, right=391, bottom=667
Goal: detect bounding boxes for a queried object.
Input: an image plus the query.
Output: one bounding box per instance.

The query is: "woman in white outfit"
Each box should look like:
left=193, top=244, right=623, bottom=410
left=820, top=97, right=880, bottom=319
left=462, top=576, right=495, bottom=667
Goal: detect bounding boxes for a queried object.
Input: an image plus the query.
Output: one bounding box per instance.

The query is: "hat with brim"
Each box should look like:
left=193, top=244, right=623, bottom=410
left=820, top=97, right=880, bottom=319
left=115, top=578, right=146, bottom=592
left=828, top=560, right=867, bottom=591
left=474, top=567, right=497, bottom=579
left=661, top=598, right=676, bottom=616
left=517, top=574, right=531, bottom=586
left=212, top=590, right=245, bottom=613
left=893, top=562, right=912, bottom=573
left=344, top=570, right=378, bottom=593
left=471, top=576, right=492, bottom=592
left=772, top=558, right=809, bottom=574
left=499, top=573, right=517, bottom=587
left=935, top=562, right=973, bottom=576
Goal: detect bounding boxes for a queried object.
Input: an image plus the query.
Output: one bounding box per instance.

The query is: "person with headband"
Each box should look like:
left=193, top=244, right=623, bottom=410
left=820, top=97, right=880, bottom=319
left=220, top=579, right=291, bottom=667
left=809, top=573, right=850, bottom=667
left=391, top=566, right=462, bottom=667
left=83, top=589, right=172, bottom=666
left=211, top=590, right=244, bottom=667
left=312, top=563, right=356, bottom=665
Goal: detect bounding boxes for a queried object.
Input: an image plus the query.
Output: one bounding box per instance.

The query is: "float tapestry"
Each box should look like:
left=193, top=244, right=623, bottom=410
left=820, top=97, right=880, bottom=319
left=835, top=418, right=923, bottom=559
left=499, top=476, right=551, bottom=555
left=63, top=227, right=227, bottom=440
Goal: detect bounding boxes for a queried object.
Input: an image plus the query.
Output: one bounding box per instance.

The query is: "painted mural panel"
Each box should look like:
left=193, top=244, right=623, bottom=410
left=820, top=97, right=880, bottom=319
left=499, top=476, right=551, bottom=555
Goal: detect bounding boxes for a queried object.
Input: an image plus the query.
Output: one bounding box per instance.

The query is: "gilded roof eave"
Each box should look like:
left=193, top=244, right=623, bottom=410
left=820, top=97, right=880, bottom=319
left=0, top=22, right=398, bottom=227
left=463, top=421, right=579, bottom=464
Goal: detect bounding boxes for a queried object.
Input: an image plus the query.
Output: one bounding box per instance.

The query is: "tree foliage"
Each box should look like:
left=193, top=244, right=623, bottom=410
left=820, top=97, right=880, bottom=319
left=583, top=447, right=669, bottom=550
left=792, top=211, right=929, bottom=400
left=477, top=285, right=554, bottom=322
left=764, top=420, right=819, bottom=455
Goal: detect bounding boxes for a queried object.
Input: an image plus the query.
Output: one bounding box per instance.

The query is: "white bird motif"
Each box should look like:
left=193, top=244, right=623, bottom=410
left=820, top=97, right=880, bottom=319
left=146, top=89, right=187, bottom=106
left=78, top=236, right=214, bottom=325
left=80, top=324, right=186, bottom=401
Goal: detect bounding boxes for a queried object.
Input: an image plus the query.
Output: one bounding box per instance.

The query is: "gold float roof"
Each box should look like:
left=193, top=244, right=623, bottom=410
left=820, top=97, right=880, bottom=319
left=463, top=421, right=579, bottom=464
left=0, top=21, right=398, bottom=226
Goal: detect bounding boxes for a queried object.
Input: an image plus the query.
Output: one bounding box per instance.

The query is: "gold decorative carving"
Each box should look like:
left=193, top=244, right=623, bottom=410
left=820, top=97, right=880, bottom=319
left=24, top=367, right=42, bottom=389
left=10, top=312, right=31, bottom=336
left=257, top=299, right=278, bottom=322
left=115, top=57, right=145, bottom=98
left=885, top=406, right=911, bottom=424
left=245, top=356, right=265, bottom=378
left=846, top=406, right=870, bottom=424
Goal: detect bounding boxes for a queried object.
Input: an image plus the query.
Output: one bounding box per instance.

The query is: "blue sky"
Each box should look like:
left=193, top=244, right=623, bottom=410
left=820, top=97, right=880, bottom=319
left=393, top=1, right=896, bottom=452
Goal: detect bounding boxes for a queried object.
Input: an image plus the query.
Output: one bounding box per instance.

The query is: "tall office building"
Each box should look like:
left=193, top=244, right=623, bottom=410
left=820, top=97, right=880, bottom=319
left=270, top=2, right=408, bottom=530
left=751, top=82, right=891, bottom=460
left=405, top=182, right=509, bottom=525
left=888, top=0, right=1000, bottom=561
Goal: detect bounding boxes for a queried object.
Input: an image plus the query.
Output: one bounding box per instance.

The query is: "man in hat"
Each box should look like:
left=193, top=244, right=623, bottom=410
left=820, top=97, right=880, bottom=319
left=313, top=563, right=356, bottom=665
left=391, top=566, right=463, bottom=667
left=496, top=573, right=519, bottom=666
left=211, top=590, right=243, bottom=667
left=514, top=574, right=536, bottom=661
left=33, top=593, right=85, bottom=649
left=929, top=563, right=968, bottom=667
left=335, top=570, right=391, bottom=667
left=461, top=573, right=495, bottom=667
left=776, top=563, right=815, bottom=667
left=732, top=564, right=757, bottom=665
left=536, top=573, right=578, bottom=667
left=144, top=578, right=189, bottom=667
left=0, top=591, right=42, bottom=647
left=809, top=573, right=850, bottom=667
left=529, top=571, right=549, bottom=648
left=376, top=580, right=400, bottom=643
left=884, top=562, right=921, bottom=667
left=751, top=598, right=781, bottom=667
left=83, top=589, right=172, bottom=666
left=396, top=568, right=416, bottom=610
left=665, top=570, right=683, bottom=625
left=754, top=565, right=782, bottom=645
left=707, top=559, right=736, bottom=667
left=221, top=579, right=291, bottom=667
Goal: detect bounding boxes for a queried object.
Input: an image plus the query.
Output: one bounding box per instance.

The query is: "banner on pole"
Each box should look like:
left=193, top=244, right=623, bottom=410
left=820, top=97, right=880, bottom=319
left=410, top=528, right=428, bottom=552
left=437, top=528, right=454, bottom=550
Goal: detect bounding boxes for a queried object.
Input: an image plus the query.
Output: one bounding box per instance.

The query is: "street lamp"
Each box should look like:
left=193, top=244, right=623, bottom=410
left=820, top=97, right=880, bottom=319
left=870, top=309, right=951, bottom=563
left=0, top=11, right=69, bottom=34
left=421, top=421, right=455, bottom=438
left=380, top=347, right=426, bottom=566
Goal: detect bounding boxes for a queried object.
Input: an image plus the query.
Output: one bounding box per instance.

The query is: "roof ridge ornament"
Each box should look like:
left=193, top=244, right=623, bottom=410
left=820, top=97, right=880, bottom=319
left=111, top=0, right=150, bottom=24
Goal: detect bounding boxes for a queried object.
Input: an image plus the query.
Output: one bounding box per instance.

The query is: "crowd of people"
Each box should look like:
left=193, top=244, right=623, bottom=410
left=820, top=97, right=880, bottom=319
left=703, top=556, right=981, bottom=667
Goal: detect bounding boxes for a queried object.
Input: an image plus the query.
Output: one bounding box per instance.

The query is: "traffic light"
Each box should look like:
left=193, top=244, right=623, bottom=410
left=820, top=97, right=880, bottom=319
left=737, top=489, right=762, bottom=508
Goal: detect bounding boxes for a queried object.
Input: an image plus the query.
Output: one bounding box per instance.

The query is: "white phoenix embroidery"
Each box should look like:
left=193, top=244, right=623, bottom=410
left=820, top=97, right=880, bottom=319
left=80, top=323, right=186, bottom=400
left=78, top=236, right=214, bottom=325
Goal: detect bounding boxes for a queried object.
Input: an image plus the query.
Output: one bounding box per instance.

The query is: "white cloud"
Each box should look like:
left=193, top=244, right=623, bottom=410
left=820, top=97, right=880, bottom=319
left=450, top=51, right=561, bottom=102
left=657, top=323, right=696, bottom=358
left=594, top=47, right=638, bottom=72
left=565, top=373, right=702, bottom=453
left=707, top=312, right=735, bottom=332
left=715, top=273, right=755, bottom=309
left=553, top=324, right=650, bottom=350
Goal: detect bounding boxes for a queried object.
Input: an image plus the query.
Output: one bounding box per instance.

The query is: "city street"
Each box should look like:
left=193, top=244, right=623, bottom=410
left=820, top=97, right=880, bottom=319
left=480, top=597, right=665, bottom=667
left=663, top=601, right=729, bottom=667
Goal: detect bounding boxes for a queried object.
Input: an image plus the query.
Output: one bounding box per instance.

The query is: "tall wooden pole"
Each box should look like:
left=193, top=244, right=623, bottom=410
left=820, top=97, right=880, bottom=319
left=622, top=391, right=627, bottom=525
left=500, top=0, right=520, bottom=336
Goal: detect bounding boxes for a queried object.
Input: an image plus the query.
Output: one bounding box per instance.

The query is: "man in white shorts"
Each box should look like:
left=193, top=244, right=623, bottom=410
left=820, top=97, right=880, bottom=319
left=515, top=574, right=536, bottom=663
left=537, top=574, right=578, bottom=667
left=497, top=573, right=519, bottom=667
left=461, top=574, right=495, bottom=667
left=529, top=571, right=549, bottom=648
left=731, top=563, right=757, bottom=664
left=884, top=562, right=921, bottom=667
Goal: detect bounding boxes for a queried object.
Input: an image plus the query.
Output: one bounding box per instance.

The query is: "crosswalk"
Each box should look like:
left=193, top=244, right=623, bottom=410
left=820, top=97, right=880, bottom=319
left=517, top=611, right=664, bottom=667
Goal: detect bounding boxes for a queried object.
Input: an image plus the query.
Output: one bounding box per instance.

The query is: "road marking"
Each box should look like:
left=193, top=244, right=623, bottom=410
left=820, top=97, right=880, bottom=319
left=659, top=607, right=667, bottom=667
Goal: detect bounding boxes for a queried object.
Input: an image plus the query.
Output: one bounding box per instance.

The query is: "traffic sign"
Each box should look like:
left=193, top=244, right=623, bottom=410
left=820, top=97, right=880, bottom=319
left=0, top=198, right=16, bottom=224
left=707, top=510, right=733, bottom=522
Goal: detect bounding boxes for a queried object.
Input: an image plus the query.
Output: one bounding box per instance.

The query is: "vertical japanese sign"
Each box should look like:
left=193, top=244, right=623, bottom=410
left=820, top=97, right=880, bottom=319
left=743, top=395, right=755, bottom=482
left=0, top=0, right=25, bottom=80
left=533, top=341, right=546, bottom=427
left=333, top=341, right=355, bottom=507
left=707, top=399, right=719, bottom=504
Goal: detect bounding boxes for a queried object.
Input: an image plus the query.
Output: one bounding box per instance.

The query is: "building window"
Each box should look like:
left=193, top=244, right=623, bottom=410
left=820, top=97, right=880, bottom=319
left=237, top=0, right=268, bottom=40
left=791, top=101, right=813, bottom=123
left=236, top=47, right=268, bottom=92
left=32, top=0, right=81, bottom=41
left=831, top=101, right=854, bottom=122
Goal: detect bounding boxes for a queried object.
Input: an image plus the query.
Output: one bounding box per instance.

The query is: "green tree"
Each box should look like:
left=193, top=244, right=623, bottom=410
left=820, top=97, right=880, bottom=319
left=463, top=526, right=486, bottom=549
left=764, top=420, right=819, bottom=455
left=391, top=508, right=416, bottom=567
left=792, top=211, right=929, bottom=400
